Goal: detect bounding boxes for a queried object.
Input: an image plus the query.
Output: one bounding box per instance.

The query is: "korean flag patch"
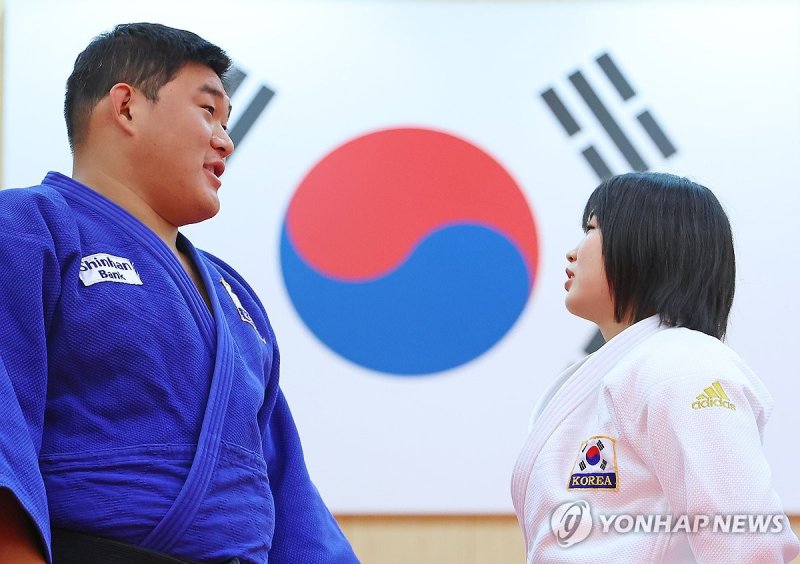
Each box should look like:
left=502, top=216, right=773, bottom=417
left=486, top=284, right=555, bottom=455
left=567, top=436, right=618, bottom=490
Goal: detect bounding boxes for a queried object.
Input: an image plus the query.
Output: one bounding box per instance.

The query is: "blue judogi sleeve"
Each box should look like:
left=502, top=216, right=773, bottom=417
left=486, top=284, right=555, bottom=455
left=260, top=348, right=359, bottom=563
left=0, top=186, right=78, bottom=562
left=264, top=370, right=358, bottom=564
left=0, top=353, right=50, bottom=557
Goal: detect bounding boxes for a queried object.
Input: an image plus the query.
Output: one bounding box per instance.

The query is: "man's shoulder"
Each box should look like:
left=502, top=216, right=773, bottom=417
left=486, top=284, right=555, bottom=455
left=1, top=181, right=65, bottom=204
left=0, top=181, right=75, bottom=240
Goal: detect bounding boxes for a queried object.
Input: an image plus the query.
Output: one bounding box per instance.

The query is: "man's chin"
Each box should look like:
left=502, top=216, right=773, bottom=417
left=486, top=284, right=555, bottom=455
left=180, top=199, right=221, bottom=226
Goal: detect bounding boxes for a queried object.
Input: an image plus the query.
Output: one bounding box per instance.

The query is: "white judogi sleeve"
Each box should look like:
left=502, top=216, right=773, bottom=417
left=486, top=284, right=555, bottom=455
left=606, top=329, right=800, bottom=563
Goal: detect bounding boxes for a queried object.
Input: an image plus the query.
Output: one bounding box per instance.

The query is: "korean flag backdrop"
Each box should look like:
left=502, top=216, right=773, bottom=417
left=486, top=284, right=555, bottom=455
left=4, top=0, right=799, bottom=513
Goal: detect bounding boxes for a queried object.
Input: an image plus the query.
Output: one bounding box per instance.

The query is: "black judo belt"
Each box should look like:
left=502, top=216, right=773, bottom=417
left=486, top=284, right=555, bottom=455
left=51, top=528, right=240, bottom=564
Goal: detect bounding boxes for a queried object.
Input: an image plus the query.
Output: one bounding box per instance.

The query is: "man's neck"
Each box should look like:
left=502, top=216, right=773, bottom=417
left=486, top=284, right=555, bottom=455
left=72, top=163, right=180, bottom=254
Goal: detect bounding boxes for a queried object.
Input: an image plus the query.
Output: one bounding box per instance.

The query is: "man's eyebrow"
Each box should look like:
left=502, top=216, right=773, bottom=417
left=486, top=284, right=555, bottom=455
left=199, top=83, right=233, bottom=117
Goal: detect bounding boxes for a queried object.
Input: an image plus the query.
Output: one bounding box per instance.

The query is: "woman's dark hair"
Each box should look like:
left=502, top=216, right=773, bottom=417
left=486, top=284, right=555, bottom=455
left=64, top=22, right=231, bottom=150
left=583, top=172, right=735, bottom=339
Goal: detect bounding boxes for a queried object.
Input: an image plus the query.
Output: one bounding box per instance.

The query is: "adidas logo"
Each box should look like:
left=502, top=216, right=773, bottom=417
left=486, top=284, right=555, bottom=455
left=691, top=381, right=736, bottom=411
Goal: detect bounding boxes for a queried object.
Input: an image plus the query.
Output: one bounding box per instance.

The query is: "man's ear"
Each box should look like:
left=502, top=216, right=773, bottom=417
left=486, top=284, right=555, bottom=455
left=108, top=83, right=138, bottom=135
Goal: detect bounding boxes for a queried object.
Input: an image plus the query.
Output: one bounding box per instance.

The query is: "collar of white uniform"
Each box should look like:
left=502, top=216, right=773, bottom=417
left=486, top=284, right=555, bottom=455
left=510, top=315, right=667, bottom=532
left=584, top=314, right=665, bottom=377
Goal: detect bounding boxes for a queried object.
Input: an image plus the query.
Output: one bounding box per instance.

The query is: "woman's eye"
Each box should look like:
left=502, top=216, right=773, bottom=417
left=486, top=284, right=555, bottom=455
left=203, top=106, right=215, bottom=115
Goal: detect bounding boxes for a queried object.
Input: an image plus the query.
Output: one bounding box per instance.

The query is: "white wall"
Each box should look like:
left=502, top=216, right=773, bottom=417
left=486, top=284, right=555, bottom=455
left=4, top=0, right=799, bottom=512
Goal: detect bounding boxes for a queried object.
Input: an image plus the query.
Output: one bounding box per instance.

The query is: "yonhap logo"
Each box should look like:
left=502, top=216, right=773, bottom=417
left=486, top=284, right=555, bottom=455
left=549, top=500, right=787, bottom=549
left=550, top=500, right=593, bottom=548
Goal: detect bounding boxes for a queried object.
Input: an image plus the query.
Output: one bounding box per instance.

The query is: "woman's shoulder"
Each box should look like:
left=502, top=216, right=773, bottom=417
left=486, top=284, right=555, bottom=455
left=624, top=326, right=747, bottom=377
left=604, top=325, right=775, bottom=438
left=603, top=325, right=764, bottom=404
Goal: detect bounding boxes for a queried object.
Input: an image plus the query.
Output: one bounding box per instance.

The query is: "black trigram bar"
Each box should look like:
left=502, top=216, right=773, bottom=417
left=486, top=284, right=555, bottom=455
left=569, top=70, right=648, bottom=172
left=584, top=329, right=605, bottom=354
left=541, top=88, right=581, bottom=136
left=541, top=90, right=614, bottom=179
left=637, top=110, right=677, bottom=158
left=224, top=66, right=247, bottom=97
left=596, top=53, right=636, bottom=101
left=228, top=85, right=275, bottom=149
left=581, top=146, right=613, bottom=180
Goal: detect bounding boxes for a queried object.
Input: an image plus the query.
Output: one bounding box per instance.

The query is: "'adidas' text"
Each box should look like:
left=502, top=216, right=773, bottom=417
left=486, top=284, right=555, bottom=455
left=692, top=381, right=736, bottom=411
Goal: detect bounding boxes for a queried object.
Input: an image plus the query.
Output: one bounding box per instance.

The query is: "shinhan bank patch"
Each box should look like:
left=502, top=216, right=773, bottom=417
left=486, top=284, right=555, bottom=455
left=79, top=253, right=143, bottom=287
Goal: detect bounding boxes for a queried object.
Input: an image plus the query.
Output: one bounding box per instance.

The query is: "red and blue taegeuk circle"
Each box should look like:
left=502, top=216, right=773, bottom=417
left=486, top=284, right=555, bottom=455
left=280, top=127, right=539, bottom=375
left=585, top=445, right=601, bottom=466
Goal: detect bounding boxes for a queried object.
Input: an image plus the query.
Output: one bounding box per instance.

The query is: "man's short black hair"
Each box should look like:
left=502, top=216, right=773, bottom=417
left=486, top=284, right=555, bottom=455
left=64, top=22, right=232, bottom=150
left=583, top=172, right=735, bottom=339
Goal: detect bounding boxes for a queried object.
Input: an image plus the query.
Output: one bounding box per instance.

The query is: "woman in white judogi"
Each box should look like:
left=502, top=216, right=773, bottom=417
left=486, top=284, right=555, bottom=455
left=512, top=172, right=799, bottom=563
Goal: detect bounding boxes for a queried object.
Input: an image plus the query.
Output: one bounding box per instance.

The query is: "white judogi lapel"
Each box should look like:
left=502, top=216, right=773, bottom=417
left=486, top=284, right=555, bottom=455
left=511, top=316, right=665, bottom=548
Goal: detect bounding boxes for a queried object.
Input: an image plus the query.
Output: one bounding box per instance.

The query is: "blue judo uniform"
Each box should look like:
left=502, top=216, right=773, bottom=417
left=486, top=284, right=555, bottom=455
left=0, top=172, right=358, bottom=563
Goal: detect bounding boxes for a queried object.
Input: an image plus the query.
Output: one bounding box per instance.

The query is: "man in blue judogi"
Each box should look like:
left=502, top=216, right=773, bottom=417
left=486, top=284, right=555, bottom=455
left=0, top=22, right=359, bottom=564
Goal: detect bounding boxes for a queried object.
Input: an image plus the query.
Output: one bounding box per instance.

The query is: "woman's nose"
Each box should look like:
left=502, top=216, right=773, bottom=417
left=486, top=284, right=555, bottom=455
left=566, top=248, right=576, bottom=263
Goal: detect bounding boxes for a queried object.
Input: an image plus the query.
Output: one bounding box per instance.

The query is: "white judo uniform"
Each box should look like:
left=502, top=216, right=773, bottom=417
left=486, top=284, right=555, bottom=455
left=512, top=316, right=799, bottom=563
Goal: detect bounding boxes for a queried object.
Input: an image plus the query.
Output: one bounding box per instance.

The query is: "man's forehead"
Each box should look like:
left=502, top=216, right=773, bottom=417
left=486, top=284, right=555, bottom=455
left=179, top=63, right=227, bottom=92
left=199, top=82, right=228, bottom=100
left=166, top=63, right=232, bottom=114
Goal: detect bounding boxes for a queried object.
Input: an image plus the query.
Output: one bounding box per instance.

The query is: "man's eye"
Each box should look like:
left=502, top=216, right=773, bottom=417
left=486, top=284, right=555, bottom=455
left=203, top=105, right=215, bottom=115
